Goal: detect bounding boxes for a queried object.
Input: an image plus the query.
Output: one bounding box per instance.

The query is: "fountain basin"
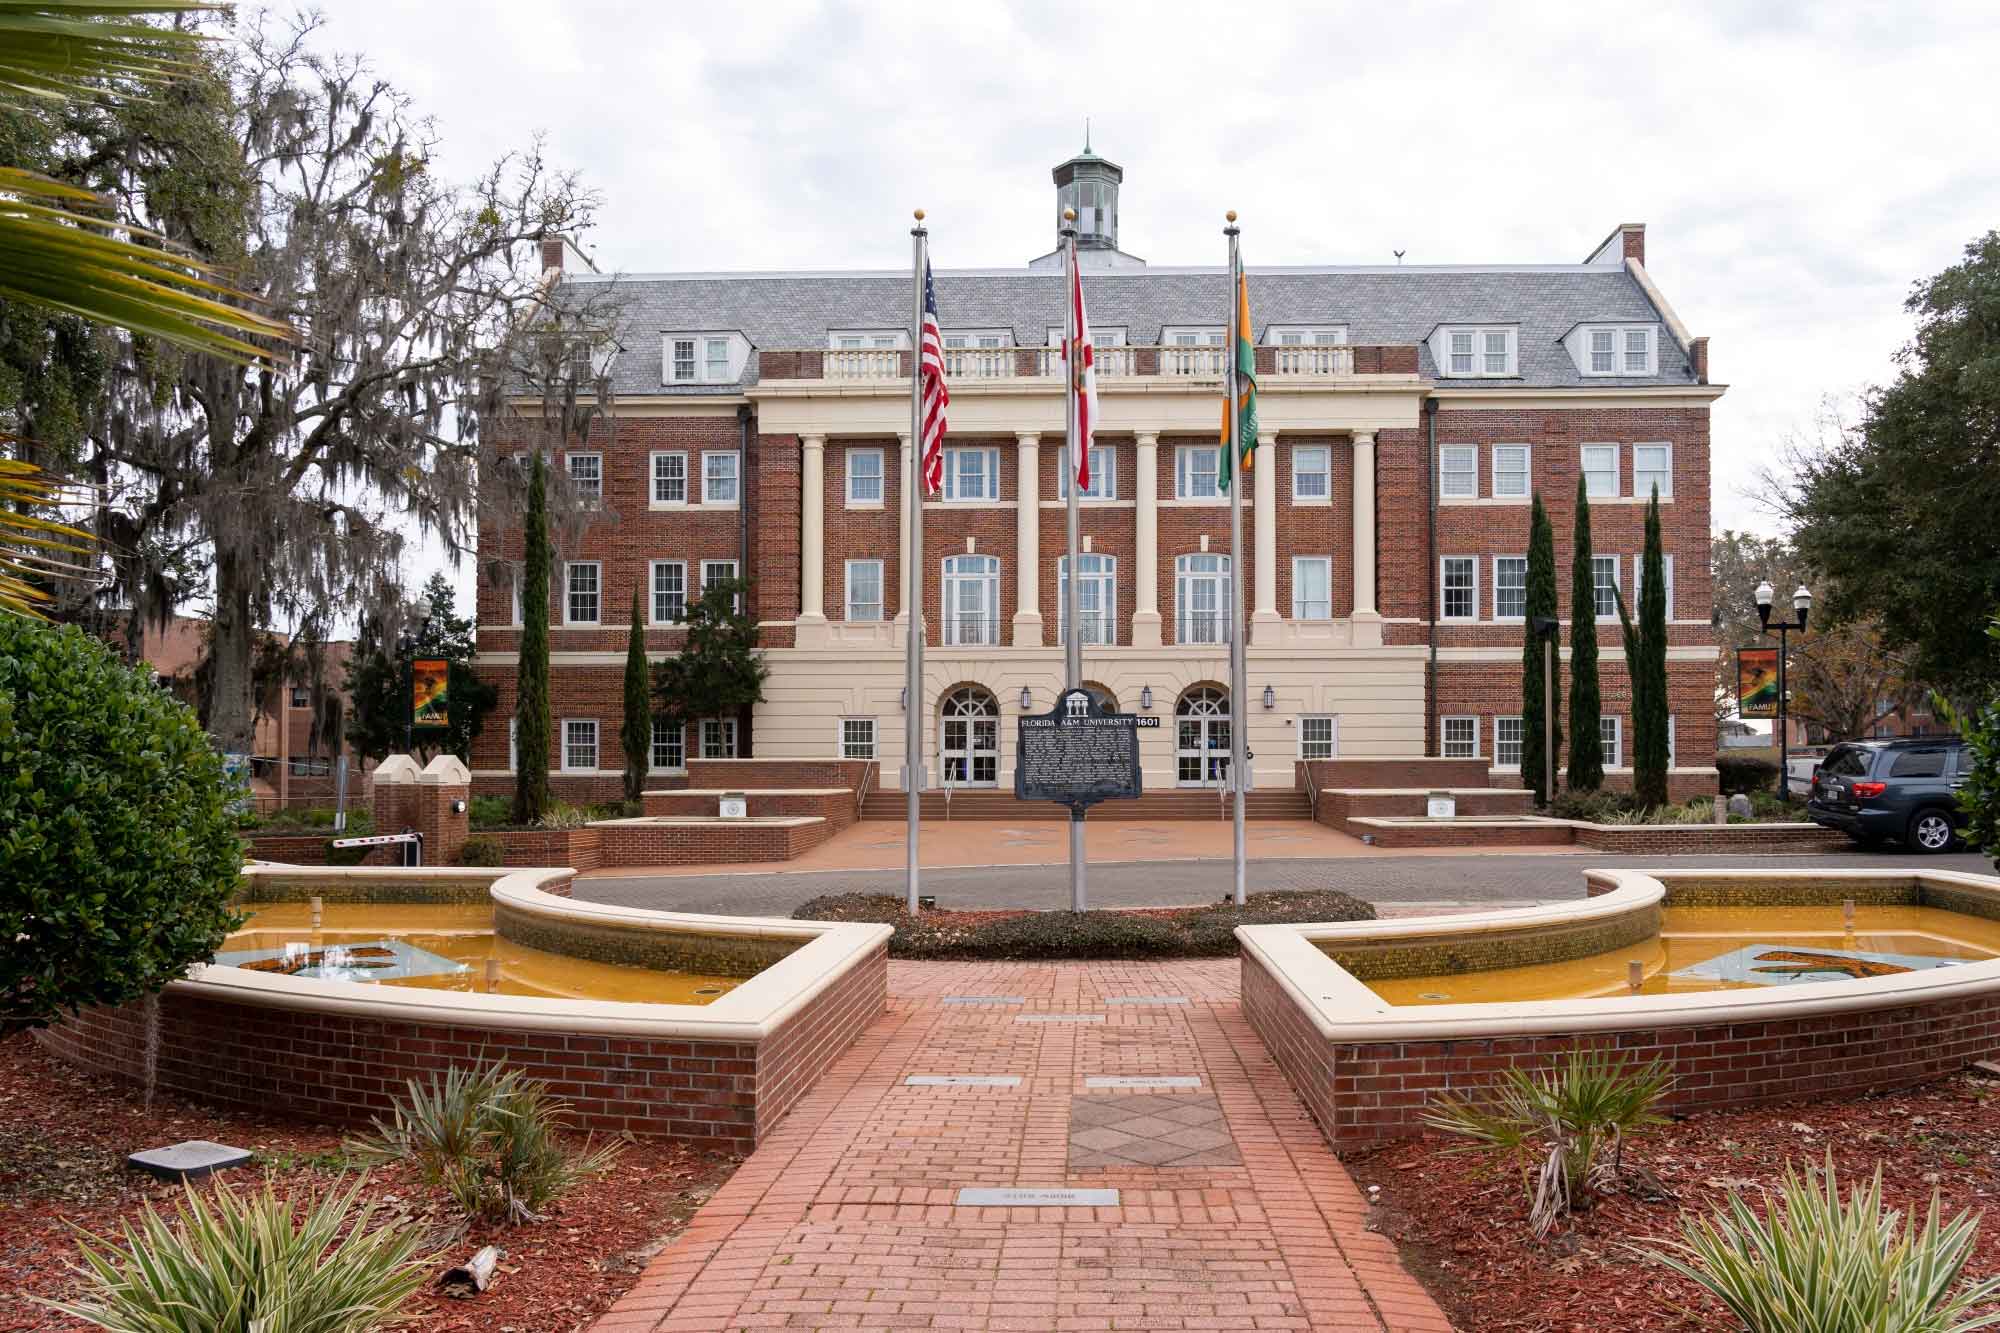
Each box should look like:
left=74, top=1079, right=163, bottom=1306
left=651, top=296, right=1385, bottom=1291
left=1238, top=868, right=2000, bottom=1151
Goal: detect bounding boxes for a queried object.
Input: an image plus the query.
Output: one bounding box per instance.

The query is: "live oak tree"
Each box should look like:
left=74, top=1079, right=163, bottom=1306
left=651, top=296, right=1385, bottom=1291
left=1617, top=490, right=1671, bottom=808
left=1521, top=493, right=1561, bottom=805
left=1566, top=476, right=1604, bottom=792
left=621, top=587, right=649, bottom=805
left=652, top=578, right=768, bottom=752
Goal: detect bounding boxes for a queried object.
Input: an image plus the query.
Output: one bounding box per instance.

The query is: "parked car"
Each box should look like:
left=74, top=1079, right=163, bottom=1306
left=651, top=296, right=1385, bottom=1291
left=1805, top=737, right=1969, bottom=853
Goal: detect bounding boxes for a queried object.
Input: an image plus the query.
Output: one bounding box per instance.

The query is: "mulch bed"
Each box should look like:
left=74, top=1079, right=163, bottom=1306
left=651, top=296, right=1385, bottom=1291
left=1346, top=1071, right=2000, bottom=1331
left=0, top=1032, right=738, bottom=1331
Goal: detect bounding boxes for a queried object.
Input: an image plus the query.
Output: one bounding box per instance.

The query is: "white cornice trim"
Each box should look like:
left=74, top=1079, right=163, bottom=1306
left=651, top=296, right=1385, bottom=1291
left=1438, top=645, right=1718, bottom=663
left=1431, top=384, right=1725, bottom=408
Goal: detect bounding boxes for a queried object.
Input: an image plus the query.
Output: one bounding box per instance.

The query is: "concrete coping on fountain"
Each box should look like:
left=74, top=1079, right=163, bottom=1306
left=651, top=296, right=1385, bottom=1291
left=1237, top=867, right=2000, bottom=1044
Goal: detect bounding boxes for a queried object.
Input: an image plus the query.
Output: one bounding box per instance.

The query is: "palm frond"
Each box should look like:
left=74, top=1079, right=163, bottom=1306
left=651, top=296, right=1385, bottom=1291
left=0, top=2, right=220, bottom=100
left=0, top=446, right=100, bottom=619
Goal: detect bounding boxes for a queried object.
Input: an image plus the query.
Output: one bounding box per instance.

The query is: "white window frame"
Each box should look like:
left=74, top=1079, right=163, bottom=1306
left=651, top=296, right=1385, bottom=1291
left=1492, top=556, right=1528, bottom=621
left=1632, top=442, right=1673, bottom=501
left=1441, top=715, right=1479, bottom=759
left=649, top=560, right=687, bottom=625
left=1624, top=327, right=1656, bottom=374
left=942, top=553, right=1001, bottom=646
left=1438, top=445, right=1478, bottom=499
left=565, top=561, right=601, bottom=626
left=704, top=336, right=731, bottom=381
left=1057, top=552, right=1118, bottom=646
left=1490, top=444, right=1531, bottom=500
left=844, top=558, right=884, bottom=622
left=508, top=717, right=517, bottom=771
left=829, top=330, right=907, bottom=349
left=650, top=451, right=688, bottom=506
left=1298, top=714, right=1339, bottom=760
left=1634, top=554, right=1676, bottom=620
left=1292, top=556, right=1333, bottom=620
left=701, top=559, right=740, bottom=612
left=1580, top=325, right=1659, bottom=376
left=1440, top=556, right=1477, bottom=622
left=941, top=446, right=1002, bottom=502
left=1592, top=555, right=1620, bottom=619
left=1291, top=445, right=1331, bottom=502
left=700, top=717, right=739, bottom=759
left=1495, top=715, right=1525, bottom=769
left=1175, top=444, right=1222, bottom=500
left=669, top=336, right=696, bottom=382
left=1267, top=326, right=1349, bottom=345
left=650, top=719, right=685, bottom=773
left=1588, top=327, right=1617, bottom=375
left=1601, top=715, right=1623, bottom=769
left=702, top=450, right=740, bottom=505
left=508, top=566, right=523, bottom=627
left=941, top=330, right=1011, bottom=348
left=565, top=452, right=602, bottom=509
left=1045, top=325, right=1128, bottom=347
left=1441, top=326, right=1517, bottom=377
left=1667, top=715, right=1677, bottom=768
left=1581, top=444, right=1620, bottom=499
left=1162, top=326, right=1227, bottom=345
left=846, top=447, right=885, bottom=505
left=840, top=717, right=877, bottom=760
left=1057, top=444, right=1116, bottom=500
left=561, top=718, right=599, bottom=773
left=1174, top=552, right=1232, bottom=645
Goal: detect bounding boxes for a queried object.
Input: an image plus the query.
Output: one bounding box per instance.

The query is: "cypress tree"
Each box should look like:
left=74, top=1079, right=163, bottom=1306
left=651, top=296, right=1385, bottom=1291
left=1566, top=475, right=1605, bottom=791
left=1632, top=487, right=1671, bottom=806
left=1521, top=493, right=1563, bottom=806
left=512, top=452, right=553, bottom=825
left=621, top=587, right=651, bottom=806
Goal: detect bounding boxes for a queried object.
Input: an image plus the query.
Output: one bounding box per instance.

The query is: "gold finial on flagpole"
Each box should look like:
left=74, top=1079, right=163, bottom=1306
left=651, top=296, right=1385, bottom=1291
left=914, top=208, right=925, bottom=221
left=1226, top=210, right=1237, bottom=222
left=1063, top=207, right=1076, bottom=222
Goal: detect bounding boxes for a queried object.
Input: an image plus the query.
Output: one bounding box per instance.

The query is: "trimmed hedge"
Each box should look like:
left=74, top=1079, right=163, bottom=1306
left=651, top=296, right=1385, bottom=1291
left=453, top=836, right=506, bottom=867
left=791, top=890, right=1376, bottom=960
left=1716, top=754, right=1780, bottom=795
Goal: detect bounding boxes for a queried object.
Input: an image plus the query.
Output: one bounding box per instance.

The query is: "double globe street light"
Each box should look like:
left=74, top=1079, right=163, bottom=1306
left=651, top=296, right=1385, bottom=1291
left=1754, top=580, right=1812, bottom=801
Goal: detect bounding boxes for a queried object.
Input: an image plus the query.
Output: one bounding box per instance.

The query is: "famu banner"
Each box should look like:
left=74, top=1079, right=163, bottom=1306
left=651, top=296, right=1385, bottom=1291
left=411, top=657, right=450, bottom=731
left=1737, top=646, right=1779, bottom=718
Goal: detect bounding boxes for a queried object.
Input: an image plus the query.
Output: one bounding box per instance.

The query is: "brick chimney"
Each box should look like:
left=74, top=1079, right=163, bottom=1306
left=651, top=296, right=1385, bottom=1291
left=1689, top=335, right=1710, bottom=384
left=540, top=235, right=565, bottom=273
left=1619, top=223, right=1646, bottom=266
left=1585, top=222, right=1647, bottom=268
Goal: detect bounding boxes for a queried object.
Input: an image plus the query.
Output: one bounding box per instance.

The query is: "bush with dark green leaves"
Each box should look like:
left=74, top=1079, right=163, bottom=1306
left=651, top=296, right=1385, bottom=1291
left=0, top=619, right=244, bottom=1036
left=1716, top=755, right=1780, bottom=796
left=453, top=836, right=506, bottom=868
left=792, top=891, right=1376, bottom=960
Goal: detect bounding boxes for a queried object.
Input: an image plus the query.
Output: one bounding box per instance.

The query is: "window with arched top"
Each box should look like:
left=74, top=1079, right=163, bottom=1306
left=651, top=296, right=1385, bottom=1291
left=1175, top=554, right=1232, bottom=645
left=939, top=685, right=999, bottom=787
left=1057, top=553, right=1117, bottom=646
left=1175, top=685, right=1232, bottom=788
left=942, top=555, right=1000, bottom=646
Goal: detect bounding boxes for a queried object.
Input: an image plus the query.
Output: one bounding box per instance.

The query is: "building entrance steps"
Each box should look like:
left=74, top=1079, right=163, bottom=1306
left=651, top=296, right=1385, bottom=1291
left=590, top=960, right=1452, bottom=1332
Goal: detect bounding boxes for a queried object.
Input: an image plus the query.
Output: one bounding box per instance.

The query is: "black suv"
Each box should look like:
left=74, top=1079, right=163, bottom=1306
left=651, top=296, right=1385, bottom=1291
left=1806, top=737, right=1969, bottom=854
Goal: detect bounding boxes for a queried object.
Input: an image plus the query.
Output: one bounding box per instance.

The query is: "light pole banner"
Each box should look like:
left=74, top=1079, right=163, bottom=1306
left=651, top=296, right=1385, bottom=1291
left=411, top=657, right=451, bottom=731
left=1737, top=646, right=1779, bottom=718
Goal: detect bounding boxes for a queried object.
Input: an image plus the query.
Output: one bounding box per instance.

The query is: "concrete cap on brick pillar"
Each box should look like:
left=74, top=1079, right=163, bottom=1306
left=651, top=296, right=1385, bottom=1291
left=370, top=754, right=421, bottom=787
left=419, top=754, right=471, bottom=786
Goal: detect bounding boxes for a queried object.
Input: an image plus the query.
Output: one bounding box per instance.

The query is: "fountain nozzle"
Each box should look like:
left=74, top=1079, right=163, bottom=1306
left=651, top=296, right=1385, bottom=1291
left=1627, top=960, right=1644, bottom=992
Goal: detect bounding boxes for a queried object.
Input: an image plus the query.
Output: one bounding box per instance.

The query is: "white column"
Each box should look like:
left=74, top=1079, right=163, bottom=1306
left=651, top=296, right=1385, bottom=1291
left=1132, top=431, right=1161, bottom=647
left=1013, top=432, right=1043, bottom=645
left=896, top=433, right=914, bottom=627
left=799, top=434, right=826, bottom=622
left=1351, top=430, right=1381, bottom=647
left=1251, top=431, right=1279, bottom=641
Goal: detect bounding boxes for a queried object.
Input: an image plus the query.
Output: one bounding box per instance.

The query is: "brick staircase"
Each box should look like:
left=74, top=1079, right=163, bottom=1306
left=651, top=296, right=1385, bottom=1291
left=858, top=788, right=1311, bottom=821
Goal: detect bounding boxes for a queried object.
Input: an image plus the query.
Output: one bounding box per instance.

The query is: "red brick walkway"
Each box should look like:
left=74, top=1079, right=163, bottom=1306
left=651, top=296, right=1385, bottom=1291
left=592, top=960, right=1453, bottom=1332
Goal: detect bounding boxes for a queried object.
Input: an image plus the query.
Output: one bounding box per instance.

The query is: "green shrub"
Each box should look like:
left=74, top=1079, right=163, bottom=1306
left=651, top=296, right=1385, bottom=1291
left=34, top=1174, right=427, bottom=1332
left=453, top=836, right=506, bottom=868
left=1644, top=1152, right=2000, bottom=1332
left=533, top=801, right=591, bottom=830
left=1550, top=789, right=1638, bottom=822
left=1422, top=1047, right=1673, bottom=1239
left=0, top=619, right=245, bottom=1035
left=349, top=1062, right=620, bottom=1226
left=468, top=794, right=513, bottom=830
left=1716, top=754, right=1780, bottom=796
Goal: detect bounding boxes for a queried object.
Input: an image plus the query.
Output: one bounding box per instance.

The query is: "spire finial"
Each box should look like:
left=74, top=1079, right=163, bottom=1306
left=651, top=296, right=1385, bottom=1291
left=1084, top=117, right=1090, bottom=153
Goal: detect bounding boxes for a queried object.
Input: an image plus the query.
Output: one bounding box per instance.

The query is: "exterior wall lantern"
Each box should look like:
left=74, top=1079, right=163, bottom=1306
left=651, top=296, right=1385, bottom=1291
left=1262, top=684, right=1276, bottom=710
left=1140, top=685, right=1153, bottom=711
left=1019, top=686, right=1033, bottom=711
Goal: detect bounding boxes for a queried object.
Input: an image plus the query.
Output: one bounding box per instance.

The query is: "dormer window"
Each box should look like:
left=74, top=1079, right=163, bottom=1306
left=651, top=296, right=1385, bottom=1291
left=1435, top=326, right=1517, bottom=377
left=1266, top=326, right=1348, bottom=346
left=1569, top=324, right=1658, bottom=377
left=829, top=330, right=907, bottom=350
left=663, top=332, right=745, bottom=385
left=942, top=330, right=1011, bottom=348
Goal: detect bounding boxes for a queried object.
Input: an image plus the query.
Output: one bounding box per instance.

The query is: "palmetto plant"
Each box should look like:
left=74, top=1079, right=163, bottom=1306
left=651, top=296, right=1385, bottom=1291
left=33, top=1174, right=428, bottom=1333
left=1645, top=1153, right=2000, bottom=1333
left=1422, top=1046, right=1673, bottom=1239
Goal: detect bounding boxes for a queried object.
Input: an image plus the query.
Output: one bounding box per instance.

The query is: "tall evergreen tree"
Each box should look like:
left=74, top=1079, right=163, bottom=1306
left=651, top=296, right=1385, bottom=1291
left=1521, top=494, right=1562, bottom=805
left=1566, top=476, right=1605, bottom=791
left=652, top=578, right=769, bottom=742
left=1616, top=488, right=1672, bottom=807
left=513, top=453, right=553, bottom=824
left=621, top=587, right=651, bottom=806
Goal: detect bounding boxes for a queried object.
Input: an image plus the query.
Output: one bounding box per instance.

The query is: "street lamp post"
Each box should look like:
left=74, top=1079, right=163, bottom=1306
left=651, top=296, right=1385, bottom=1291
left=400, top=594, right=434, bottom=756
left=1755, top=580, right=1812, bottom=801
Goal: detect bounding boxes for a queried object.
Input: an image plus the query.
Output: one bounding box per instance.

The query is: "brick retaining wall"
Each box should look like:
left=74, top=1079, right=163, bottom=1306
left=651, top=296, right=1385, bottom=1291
left=594, top=819, right=831, bottom=865
left=1571, top=823, right=1849, bottom=854
left=642, top=789, right=856, bottom=832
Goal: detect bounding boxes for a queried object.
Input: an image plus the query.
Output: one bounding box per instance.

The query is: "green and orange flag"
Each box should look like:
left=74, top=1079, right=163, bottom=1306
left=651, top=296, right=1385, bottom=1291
left=1217, top=265, right=1257, bottom=491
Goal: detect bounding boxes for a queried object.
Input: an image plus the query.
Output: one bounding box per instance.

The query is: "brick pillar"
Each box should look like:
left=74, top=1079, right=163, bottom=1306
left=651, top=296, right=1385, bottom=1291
left=414, top=754, right=472, bottom=866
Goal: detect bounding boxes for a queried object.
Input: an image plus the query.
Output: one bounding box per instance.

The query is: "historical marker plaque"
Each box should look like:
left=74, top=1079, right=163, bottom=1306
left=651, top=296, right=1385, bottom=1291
left=1015, top=688, right=1143, bottom=813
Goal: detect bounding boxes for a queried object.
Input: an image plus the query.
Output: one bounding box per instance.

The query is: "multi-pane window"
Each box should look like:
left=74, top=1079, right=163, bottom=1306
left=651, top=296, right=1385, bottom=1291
left=1175, top=553, right=1231, bottom=644
left=841, top=718, right=877, bottom=760
left=1633, top=443, right=1672, bottom=500
left=703, top=451, right=740, bottom=503
left=1484, top=330, right=1510, bottom=374
left=1600, top=716, right=1623, bottom=768
left=1299, top=715, right=1337, bottom=760
left=1634, top=554, right=1675, bottom=619
left=1625, top=328, right=1651, bottom=373
left=566, top=562, right=600, bottom=624
left=847, top=448, right=884, bottom=504
left=704, top=337, right=730, bottom=380
left=1440, top=557, right=1476, bottom=620
left=1491, top=445, right=1530, bottom=499
left=1495, top=716, right=1525, bottom=768
left=1592, top=555, right=1619, bottom=617
left=701, top=718, right=738, bottom=759
left=942, top=446, right=1001, bottom=501
left=1058, top=552, right=1117, bottom=645
left=566, top=453, right=601, bottom=508
left=942, top=554, right=1000, bottom=645
left=1441, top=716, right=1478, bottom=759
left=563, top=719, right=598, bottom=771
left=1176, top=445, right=1221, bottom=499
left=1440, top=327, right=1515, bottom=376
left=1292, top=556, right=1332, bottom=620
left=845, top=559, right=883, bottom=621
left=670, top=338, right=696, bottom=381
left=1581, top=444, right=1619, bottom=498
left=1058, top=444, right=1115, bottom=500
left=1493, top=556, right=1528, bottom=619
left=1292, top=445, right=1330, bottom=500
left=650, top=560, right=686, bottom=624
left=651, top=451, right=687, bottom=504
left=701, top=559, right=739, bottom=610
left=1589, top=328, right=1616, bottom=373
left=1448, top=330, right=1475, bottom=375
left=1439, top=445, right=1477, bottom=498
left=651, top=720, right=684, bottom=772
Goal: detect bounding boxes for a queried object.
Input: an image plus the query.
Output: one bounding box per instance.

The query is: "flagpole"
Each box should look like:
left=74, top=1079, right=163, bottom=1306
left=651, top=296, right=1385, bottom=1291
left=906, top=210, right=927, bottom=915
left=1225, top=212, right=1247, bottom=907
left=1062, top=208, right=1086, bottom=914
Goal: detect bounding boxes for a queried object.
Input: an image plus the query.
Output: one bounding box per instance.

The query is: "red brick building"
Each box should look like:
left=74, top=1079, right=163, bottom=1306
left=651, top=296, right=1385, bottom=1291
left=474, top=148, right=1721, bottom=802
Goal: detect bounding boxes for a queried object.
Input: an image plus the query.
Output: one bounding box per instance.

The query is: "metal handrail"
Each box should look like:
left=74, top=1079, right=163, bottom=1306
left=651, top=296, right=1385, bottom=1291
left=854, top=761, right=873, bottom=821
left=1302, top=760, right=1320, bottom=822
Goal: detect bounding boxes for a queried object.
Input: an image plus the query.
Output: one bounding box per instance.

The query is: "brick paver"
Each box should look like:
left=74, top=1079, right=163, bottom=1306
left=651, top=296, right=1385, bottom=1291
left=593, top=960, right=1454, bottom=1332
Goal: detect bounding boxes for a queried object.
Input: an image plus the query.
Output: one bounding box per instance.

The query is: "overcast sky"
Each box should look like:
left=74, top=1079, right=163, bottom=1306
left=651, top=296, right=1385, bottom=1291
left=304, top=0, right=2000, bottom=603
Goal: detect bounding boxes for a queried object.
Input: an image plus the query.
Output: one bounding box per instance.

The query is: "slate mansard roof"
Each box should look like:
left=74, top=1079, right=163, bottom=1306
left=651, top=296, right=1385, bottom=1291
left=560, top=260, right=1695, bottom=396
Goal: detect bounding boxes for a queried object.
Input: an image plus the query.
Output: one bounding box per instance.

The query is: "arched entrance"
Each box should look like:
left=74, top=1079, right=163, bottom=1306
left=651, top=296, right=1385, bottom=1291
left=1176, top=686, right=1231, bottom=787
left=940, top=685, right=999, bottom=787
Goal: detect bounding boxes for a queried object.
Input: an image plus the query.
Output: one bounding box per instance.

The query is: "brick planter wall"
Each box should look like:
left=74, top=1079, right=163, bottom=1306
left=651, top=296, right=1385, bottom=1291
left=642, top=789, right=857, bottom=832
left=595, top=819, right=831, bottom=866
left=482, top=827, right=605, bottom=871
left=684, top=758, right=875, bottom=791
left=1571, top=823, right=1849, bottom=854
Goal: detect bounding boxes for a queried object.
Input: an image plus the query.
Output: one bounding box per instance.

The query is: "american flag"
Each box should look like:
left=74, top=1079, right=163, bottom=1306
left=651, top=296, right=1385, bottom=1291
left=918, top=260, right=949, bottom=495
left=1064, top=244, right=1098, bottom=490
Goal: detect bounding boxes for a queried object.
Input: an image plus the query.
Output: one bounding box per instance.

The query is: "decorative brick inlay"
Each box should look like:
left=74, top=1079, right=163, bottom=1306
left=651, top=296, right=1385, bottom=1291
left=1069, top=1092, right=1242, bottom=1168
